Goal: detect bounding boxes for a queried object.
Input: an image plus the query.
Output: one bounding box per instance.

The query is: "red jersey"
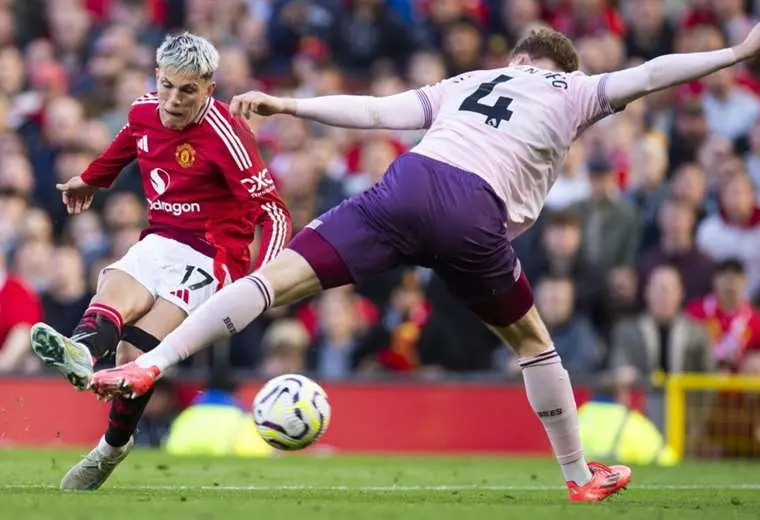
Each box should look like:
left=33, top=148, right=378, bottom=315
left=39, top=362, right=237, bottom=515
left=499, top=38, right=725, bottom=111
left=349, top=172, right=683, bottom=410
left=0, top=274, right=42, bottom=348
left=685, top=295, right=760, bottom=370
left=81, top=93, right=292, bottom=280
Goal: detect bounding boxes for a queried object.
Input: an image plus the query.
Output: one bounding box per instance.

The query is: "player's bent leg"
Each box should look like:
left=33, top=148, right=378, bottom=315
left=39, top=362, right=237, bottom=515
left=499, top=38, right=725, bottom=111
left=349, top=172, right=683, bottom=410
left=62, top=303, right=184, bottom=491
left=31, top=270, right=154, bottom=390
left=60, top=328, right=159, bottom=491
left=105, top=300, right=186, bottom=441
left=89, top=247, right=329, bottom=399
left=458, top=274, right=630, bottom=502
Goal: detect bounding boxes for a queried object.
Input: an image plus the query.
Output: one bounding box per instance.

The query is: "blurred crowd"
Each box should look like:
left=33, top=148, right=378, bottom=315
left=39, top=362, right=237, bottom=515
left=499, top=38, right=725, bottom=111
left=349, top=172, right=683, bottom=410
left=2, top=0, right=760, bottom=399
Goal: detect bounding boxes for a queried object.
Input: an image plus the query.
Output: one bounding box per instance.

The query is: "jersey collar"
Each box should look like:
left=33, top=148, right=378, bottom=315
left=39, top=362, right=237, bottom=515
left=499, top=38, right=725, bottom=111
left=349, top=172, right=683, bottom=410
left=194, top=97, right=214, bottom=124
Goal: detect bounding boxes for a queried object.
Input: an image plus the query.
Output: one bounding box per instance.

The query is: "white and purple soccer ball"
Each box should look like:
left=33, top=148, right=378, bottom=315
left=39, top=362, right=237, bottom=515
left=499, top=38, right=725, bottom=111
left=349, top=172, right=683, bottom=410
left=252, top=374, right=331, bottom=450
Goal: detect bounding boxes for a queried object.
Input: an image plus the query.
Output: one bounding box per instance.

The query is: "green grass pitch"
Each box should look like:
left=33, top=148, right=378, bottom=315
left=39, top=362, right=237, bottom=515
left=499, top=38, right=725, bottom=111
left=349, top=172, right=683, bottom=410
left=2, top=449, right=760, bottom=519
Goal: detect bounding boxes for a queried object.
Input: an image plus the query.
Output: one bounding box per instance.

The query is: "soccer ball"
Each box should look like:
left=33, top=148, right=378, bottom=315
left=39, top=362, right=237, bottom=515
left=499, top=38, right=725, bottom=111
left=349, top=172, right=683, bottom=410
left=252, top=374, right=331, bottom=450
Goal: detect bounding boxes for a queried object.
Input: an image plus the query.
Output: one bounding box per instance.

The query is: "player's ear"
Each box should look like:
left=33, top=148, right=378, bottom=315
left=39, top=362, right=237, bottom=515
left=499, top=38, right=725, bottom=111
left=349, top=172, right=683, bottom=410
left=511, top=53, right=531, bottom=66
left=206, top=80, right=216, bottom=98
left=155, top=67, right=161, bottom=83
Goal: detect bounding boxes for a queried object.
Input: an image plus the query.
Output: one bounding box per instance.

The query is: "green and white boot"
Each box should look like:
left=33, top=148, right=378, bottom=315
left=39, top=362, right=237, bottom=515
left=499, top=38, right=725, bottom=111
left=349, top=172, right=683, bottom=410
left=30, top=323, right=94, bottom=390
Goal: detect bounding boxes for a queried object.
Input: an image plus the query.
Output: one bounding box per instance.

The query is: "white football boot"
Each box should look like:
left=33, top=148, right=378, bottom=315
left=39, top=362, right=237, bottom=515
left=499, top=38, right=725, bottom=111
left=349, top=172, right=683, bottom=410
left=60, top=436, right=134, bottom=490
left=30, top=323, right=94, bottom=390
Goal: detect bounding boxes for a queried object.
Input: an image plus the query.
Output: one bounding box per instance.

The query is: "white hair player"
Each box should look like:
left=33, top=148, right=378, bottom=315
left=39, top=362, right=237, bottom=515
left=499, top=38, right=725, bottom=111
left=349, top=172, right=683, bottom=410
left=91, top=25, right=760, bottom=501
left=30, top=32, right=291, bottom=490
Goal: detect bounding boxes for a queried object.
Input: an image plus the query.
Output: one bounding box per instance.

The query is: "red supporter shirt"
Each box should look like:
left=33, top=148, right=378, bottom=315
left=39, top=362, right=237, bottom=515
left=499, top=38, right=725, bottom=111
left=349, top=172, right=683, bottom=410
left=685, top=295, right=760, bottom=369
left=0, top=275, right=43, bottom=348
left=81, top=93, right=292, bottom=281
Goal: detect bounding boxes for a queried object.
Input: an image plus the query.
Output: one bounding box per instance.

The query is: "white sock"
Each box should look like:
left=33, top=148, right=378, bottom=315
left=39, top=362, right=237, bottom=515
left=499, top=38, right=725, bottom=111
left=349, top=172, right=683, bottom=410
left=96, top=435, right=127, bottom=458
left=520, top=345, right=592, bottom=485
left=135, top=274, right=273, bottom=372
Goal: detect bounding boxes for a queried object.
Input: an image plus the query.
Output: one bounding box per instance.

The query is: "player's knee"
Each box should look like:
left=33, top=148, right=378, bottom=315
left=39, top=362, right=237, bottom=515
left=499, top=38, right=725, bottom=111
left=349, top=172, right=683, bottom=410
left=260, top=247, right=325, bottom=307
left=285, top=229, right=354, bottom=295
left=469, top=271, right=534, bottom=327
left=116, top=325, right=161, bottom=365
left=471, top=274, right=556, bottom=357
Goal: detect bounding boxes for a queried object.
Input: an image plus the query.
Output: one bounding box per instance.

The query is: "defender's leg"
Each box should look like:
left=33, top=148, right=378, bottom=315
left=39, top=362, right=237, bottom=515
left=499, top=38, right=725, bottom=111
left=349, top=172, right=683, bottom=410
left=443, top=269, right=631, bottom=502
left=90, top=181, right=408, bottom=399
left=425, top=158, right=629, bottom=502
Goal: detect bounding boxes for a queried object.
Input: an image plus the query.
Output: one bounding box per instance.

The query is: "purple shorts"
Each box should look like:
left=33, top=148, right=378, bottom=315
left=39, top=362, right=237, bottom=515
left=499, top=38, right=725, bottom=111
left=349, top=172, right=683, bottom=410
left=289, top=153, right=533, bottom=326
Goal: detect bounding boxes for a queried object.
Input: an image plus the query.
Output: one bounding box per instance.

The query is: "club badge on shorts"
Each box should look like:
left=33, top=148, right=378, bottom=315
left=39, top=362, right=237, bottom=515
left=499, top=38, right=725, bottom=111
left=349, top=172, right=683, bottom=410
left=175, top=143, right=196, bottom=168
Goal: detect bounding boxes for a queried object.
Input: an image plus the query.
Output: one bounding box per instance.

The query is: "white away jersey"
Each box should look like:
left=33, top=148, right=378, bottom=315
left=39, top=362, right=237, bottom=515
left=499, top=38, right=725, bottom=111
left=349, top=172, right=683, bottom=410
left=411, top=65, right=616, bottom=238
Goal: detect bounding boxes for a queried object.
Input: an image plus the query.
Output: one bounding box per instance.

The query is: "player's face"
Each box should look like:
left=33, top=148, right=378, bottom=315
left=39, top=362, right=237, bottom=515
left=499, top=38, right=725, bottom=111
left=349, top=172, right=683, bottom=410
left=156, top=68, right=215, bottom=130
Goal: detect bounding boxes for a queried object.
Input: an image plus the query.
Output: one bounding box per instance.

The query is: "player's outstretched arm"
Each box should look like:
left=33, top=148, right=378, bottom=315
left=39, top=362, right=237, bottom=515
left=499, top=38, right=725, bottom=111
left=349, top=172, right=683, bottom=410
left=64, top=122, right=138, bottom=215
left=230, top=90, right=429, bottom=130
left=604, top=22, right=760, bottom=109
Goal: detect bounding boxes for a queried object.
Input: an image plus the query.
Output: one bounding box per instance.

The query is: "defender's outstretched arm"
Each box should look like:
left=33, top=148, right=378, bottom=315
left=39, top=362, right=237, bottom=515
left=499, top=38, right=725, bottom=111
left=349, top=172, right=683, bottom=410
left=230, top=89, right=430, bottom=130
left=604, top=22, right=760, bottom=108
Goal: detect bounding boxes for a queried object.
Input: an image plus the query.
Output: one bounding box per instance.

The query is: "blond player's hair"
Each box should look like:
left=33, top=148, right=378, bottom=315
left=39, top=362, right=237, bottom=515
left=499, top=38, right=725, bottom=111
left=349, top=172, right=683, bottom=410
left=512, top=28, right=580, bottom=73
left=156, top=32, right=219, bottom=80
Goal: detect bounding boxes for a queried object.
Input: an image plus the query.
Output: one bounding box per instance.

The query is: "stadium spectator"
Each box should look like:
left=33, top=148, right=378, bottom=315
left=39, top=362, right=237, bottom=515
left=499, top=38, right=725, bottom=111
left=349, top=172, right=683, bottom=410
left=685, top=259, right=760, bottom=372
left=712, top=0, right=757, bottom=48
left=0, top=248, right=43, bottom=373
left=309, top=286, right=370, bottom=378
left=40, top=245, right=92, bottom=337
left=744, top=117, right=760, bottom=190
left=702, top=65, right=760, bottom=141
left=357, top=269, right=454, bottom=376
left=134, top=378, right=179, bottom=448
left=609, top=264, right=713, bottom=430
left=11, top=238, right=54, bottom=293
left=534, top=275, right=602, bottom=376
left=544, top=142, right=591, bottom=211
left=19, top=206, right=54, bottom=243
left=418, top=0, right=473, bottom=50
left=669, top=162, right=709, bottom=224
left=524, top=210, right=602, bottom=318
left=335, top=0, right=416, bottom=75
left=667, top=98, right=710, bottom=173
left=0, top=154, right=32, bottom=252
left=636, top=196, right=715, bottom=303
left=62, top=212, right=110, bottom=270
left=549, top=0, right=625, bottom=40
left=622, top=0, right=675, bottom=61
left=574, top=154, right=641, bottom=274
left=697, top=133, right=735, bottom=211
left=626, top=133, right=670, bottom=250
left=697, top=172, right=760, bottom=299
left=259, top=318, right=310, bottom=377
left=440, top=16, right=483, bottom=76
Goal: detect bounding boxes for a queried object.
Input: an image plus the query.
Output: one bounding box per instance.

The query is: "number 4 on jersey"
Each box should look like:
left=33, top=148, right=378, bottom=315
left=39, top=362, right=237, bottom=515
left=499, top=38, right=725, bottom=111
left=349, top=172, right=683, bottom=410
left=459, top=75, right=515, bottom=128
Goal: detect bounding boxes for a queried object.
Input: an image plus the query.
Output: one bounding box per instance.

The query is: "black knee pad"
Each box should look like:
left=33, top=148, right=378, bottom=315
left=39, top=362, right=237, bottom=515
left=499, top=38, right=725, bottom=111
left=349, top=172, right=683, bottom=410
left=121, top=325, right=161, bottom=352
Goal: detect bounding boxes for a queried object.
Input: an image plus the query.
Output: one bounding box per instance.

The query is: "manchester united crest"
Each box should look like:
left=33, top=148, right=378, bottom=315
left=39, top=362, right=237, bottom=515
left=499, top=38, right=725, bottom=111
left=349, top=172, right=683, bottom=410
left=175, top=143, right=196, bottom=168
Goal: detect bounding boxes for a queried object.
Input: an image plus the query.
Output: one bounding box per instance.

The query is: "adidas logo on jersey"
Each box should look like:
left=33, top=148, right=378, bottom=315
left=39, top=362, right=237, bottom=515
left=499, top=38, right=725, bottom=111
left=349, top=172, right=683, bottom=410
left=137, top=135, right=149, bottom=152
left=170, top=289, right=190, bottom=304
left=149, top=199, right=201, bottom=216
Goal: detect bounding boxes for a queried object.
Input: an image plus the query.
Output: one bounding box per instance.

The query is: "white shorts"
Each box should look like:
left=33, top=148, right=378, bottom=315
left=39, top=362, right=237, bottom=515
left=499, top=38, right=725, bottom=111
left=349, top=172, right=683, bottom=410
left=101, top=234, right=232, bottom=315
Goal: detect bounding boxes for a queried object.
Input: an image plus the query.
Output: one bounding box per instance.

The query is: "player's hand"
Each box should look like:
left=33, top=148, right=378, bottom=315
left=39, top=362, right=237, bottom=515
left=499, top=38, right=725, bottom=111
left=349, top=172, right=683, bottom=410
left=734, top=22, right=760, bottom=61
left=56, top=175, right=96, bottom=215
left=230, top=91, right=294, bottom=119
